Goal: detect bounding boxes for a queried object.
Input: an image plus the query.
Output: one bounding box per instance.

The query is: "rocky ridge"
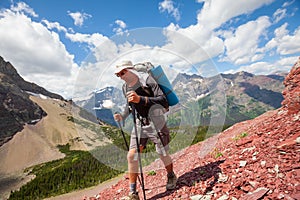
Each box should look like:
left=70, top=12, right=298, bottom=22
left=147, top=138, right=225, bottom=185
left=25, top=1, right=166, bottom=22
left=173, top=70, right=286, bottom=126
left=0, top=56, right=63, bottom=100
left=0, top=56, right=64, bottom=146
left=87, top=58, right=300, bottom=199
left=77, top=67, right=286, bottom=128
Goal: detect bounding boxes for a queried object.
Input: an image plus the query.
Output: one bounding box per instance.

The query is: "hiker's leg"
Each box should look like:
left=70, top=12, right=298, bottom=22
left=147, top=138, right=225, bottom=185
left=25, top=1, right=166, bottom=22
left=154, top=124, right=177, bottom=190
left=145, top=122, right=173, bottom=171
left=152, top=129, right=175, bottom=175
left=128, top=124, right=147, bottom=194
left=127, top=146, right=145, bottom=193
left=159, top=152, right=177, bottom=190
left=127, top=148, right=139, bottom=187
left=159, top=154, right=173, bottom=173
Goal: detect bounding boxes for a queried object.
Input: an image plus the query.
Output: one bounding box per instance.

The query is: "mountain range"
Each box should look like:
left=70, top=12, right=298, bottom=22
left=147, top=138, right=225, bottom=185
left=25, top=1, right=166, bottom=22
left=0, top=55, right=290, bottom=199
left=75, top=68, right=286, bottom=127
left=0, top=54, right=287, bottom=155
left=172, top=70, right=286, bottom=126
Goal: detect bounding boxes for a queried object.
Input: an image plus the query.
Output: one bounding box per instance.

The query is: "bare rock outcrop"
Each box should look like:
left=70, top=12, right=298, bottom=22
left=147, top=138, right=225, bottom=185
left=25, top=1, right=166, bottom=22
left=282, top=58, right=300, bottom=114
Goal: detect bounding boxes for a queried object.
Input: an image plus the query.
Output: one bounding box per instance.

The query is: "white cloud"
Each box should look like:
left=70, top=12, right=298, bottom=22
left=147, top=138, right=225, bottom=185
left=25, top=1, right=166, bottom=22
left=163, top=24, right=223, bottom=66
left=265, top=23, right=300, bottom=55
left=115, top=20, right=126, bottom=29
left=159, top=0, right=180, bottom=21
left=283, top=0, right=295, bottom=8
left=113, top=20, right=127, bottom=35
left=10, top=1, right=38, bottom=17
left=160, top=0, right=275, bottom=68
left=276, top=28, right=300, bottom=55
left=276, top=56, right=299, bottom=67
left=196, top=0, right=274, bottom=30
left=273, top=8, right=287, bottom=23
left=226, top=61, right=273, bottom=74
left=224, top=56, right=298, bottom=75
left=0, top=4, right=78, bottom=99
left=274, top=23, right=289, bottom=37
left=68, top=0, right=300, bottom=96
left=68, top=11, right=91, bottom=27
left=66, top=32, right=109, bottom=48
left=42, top=19, right=68, bottom=32
left=1, top=0, right=298, bottom=99
left=28, top=69, right=79, bottom=99
left=221, top=16, right=271, bottom=65
left=72, top=37, right=205, bottom=98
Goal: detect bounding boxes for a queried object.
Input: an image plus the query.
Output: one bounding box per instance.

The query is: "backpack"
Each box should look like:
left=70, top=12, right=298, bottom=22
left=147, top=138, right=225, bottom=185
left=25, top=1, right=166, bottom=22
left=133, top=62, right=179, bottom=107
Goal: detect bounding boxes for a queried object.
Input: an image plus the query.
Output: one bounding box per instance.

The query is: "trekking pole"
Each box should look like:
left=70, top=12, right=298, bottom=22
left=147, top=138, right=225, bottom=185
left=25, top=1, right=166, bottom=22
left=115, top=113, right=129, bottom=150
left=115, top=112, right=144, bottom=192
left=130, top=103, right=147, bottom=200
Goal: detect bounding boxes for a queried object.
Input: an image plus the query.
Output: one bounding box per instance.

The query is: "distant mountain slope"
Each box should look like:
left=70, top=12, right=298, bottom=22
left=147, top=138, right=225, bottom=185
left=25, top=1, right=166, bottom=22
left=76, top=70, right=286, bottom=128
left=173, top=70, right=286, bottom=126
left=0, top=95, right=110, bottom=173
left=74, top=87, right=124, bottom=126
left=87, top=59, right=299, bottom=200
left=0, top=95, right=110, bottom=199
left=0, top=56, right=64, bottom=146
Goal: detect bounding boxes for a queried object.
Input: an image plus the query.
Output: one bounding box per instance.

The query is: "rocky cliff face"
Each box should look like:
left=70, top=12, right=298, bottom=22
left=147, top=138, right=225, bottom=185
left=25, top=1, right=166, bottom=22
left=0, top=56, right=64, bottom=146
left=88, top=58, right=300, bottom=200
left=282, top=59, right=300, bottom=115
left=0, top=74, right=44, bottom=145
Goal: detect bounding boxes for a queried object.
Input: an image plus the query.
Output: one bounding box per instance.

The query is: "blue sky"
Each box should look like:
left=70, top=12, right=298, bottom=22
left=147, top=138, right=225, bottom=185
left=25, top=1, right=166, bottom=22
left=0, top=0, right=299, bottom=98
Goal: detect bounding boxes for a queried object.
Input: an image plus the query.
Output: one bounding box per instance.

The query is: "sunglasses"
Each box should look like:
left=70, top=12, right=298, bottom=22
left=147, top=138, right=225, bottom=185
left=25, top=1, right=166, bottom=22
left=116, top=69, right=128, bottom=77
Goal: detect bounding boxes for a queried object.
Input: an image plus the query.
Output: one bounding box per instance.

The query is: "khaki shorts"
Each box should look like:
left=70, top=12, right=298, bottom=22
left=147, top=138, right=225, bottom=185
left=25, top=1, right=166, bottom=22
left=129, top=120, right=170, bottom=155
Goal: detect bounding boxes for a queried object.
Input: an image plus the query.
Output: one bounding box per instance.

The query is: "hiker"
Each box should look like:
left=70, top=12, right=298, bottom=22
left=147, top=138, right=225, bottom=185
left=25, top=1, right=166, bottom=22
left=113, top=60, right=177, bottom=200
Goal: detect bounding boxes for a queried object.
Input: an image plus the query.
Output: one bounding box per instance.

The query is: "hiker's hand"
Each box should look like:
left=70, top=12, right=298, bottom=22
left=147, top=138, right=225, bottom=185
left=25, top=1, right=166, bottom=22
left=126, top=91, right=140, bottom=103
left=114, top=113, right=123, bottom=122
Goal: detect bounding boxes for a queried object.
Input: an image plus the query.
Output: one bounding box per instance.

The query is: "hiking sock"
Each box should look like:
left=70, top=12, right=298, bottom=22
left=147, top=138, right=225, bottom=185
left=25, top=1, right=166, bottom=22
left=129, top=183, right=137, bottom=193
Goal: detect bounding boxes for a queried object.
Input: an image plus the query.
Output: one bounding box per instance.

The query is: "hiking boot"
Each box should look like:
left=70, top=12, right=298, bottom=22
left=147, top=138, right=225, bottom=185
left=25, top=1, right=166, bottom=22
left=122, top=192, right=140, bottom=200
left=166, top=173, right=177, bottom=190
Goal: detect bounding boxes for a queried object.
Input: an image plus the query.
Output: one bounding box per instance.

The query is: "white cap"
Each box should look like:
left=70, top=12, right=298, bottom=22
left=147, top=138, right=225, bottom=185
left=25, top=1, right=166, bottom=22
left=114, top=60, right=134, bottom=74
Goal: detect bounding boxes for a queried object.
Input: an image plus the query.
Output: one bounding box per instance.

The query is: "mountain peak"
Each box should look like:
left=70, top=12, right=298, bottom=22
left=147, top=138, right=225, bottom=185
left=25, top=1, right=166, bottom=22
left=173, top=72, right=203, bottom=85
left=0, top=56, right=19, bottom=77
left=221, top=71, right=254, bottom=80
left=0, top=56, right=65, bottom=146
left=0, top=56, right=64, bottom=100
left=237, top=70, right=254, bottom=76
